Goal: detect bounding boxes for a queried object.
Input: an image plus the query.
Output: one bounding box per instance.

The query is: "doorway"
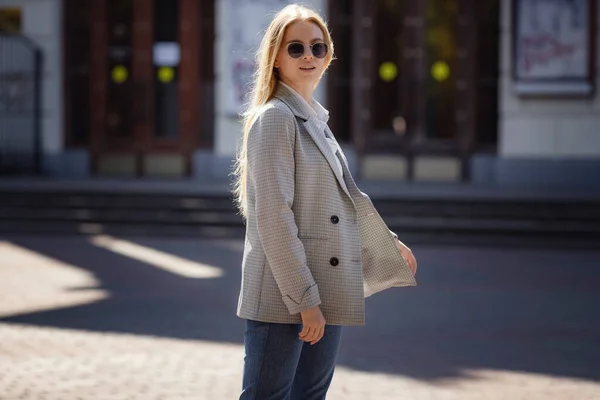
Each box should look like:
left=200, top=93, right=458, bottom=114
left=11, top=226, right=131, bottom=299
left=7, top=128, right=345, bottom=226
left=64, top=0, right=214, bottom=177
left=327, top=0, right=499, bottom=181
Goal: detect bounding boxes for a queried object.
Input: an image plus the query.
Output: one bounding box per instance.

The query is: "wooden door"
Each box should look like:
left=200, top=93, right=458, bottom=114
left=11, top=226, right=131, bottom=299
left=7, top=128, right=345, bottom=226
left=88, top=0, right=202, bottom=176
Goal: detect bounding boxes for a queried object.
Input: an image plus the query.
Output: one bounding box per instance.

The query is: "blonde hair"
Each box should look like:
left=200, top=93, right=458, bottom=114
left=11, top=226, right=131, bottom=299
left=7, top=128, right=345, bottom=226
left=231, top=4, right=334, bottom=220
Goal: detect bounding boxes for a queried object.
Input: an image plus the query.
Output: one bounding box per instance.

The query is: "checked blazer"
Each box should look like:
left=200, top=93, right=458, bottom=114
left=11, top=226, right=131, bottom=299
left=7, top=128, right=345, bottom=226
left=236, top=83, right=416, bottom=326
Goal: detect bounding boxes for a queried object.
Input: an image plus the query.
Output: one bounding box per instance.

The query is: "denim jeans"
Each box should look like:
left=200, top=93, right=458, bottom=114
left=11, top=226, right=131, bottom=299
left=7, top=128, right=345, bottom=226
left=240, top=319, right=343, bottom=400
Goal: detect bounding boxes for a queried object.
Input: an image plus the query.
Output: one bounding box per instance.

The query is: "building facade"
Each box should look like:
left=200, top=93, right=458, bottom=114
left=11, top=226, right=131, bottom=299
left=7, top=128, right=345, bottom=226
left=1, top=0, right=598, bottom=186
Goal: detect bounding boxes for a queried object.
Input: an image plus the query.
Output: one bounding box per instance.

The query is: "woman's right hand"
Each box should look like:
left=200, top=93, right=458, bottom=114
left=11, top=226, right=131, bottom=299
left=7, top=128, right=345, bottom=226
left=395, top=238, right=417, bottom=276
left=299, top=306, right=326, bottom=345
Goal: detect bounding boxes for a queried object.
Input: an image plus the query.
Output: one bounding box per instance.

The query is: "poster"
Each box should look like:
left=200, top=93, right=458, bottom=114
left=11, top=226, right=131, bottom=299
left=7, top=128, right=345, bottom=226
left=513, top=0, right=593, bottom=95
left=225, top=0, right=291, bottom=115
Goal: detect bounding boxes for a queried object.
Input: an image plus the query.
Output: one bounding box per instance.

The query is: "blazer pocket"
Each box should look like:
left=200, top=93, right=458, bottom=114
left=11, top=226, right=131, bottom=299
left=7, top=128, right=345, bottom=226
left=298, top=235, right=330, bottom=241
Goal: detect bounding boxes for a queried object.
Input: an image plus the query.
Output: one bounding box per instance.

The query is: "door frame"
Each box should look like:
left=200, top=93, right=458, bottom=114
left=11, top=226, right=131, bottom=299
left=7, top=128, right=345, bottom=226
left=329, top=0, right=496, bottom=181
left=69, top=0, right=207, bottom=176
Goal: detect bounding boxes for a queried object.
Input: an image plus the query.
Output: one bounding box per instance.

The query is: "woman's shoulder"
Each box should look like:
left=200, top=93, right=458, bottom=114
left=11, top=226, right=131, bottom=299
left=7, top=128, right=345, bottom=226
left=254, top=98, right=295, bottom=123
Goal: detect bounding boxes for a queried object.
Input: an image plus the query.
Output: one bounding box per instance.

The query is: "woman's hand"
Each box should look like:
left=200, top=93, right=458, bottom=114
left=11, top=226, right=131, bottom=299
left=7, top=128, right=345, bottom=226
left=395, top=238, right=417, bottom=276
left=299, top=306, right=326, bottom=345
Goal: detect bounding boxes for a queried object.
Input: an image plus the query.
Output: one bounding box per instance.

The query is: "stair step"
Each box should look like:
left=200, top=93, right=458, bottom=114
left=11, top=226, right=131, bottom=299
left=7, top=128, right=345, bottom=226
left=1, top=188, right=598, bottom=248
left=0, top=194, right=235, bottom=210
left=0, top=220, right=247, bottom=237
left=384, top=216, right=600, bottom=233
left=0, top=221, right=595, bottom=249
left=3, top=192, right=598, bottom=219
left=0, top=207, right=241, bottom=225
left=2, top=207, right=598, bottom=233
left=372, top=200, right=600, bottom=220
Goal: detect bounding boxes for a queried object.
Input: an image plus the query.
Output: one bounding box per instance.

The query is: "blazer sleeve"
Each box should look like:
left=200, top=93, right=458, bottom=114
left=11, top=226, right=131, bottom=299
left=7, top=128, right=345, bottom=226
left=246, top=105, right=322, bottom=315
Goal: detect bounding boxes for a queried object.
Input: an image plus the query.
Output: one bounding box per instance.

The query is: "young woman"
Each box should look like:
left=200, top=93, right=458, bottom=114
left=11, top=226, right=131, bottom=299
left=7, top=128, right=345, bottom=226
left=232, top=4, right=417, bottom=399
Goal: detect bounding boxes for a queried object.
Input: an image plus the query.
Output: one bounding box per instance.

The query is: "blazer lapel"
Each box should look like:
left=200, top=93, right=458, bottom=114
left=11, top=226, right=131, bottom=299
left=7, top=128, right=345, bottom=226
left=302, top=117, right=353, bottom=201
left=274, top=83, right=354, bottom=202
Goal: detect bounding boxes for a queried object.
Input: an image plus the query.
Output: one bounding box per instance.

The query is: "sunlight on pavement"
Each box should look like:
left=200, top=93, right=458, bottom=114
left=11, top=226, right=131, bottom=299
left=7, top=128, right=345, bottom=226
left=0, top=241, right=109, bottom=318
left=2, top=236, right=600, bottom=399
left=88, top=235, right=224, bottom=279
left=330, top=367, right=600, bottom=400
left=0, top=323, right=599, bottom=400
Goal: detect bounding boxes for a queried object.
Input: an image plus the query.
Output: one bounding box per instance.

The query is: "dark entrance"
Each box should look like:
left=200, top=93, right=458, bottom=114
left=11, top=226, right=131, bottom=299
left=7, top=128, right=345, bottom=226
left=327, top=0, right=500, bottom=181
left=63, top=0, right=215, bottom=176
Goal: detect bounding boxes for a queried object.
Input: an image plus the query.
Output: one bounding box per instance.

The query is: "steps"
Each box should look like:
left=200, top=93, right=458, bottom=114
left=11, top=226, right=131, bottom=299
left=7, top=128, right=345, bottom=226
left=374, top=197, right=600, bottom=247
left=1, top=183, right=599, bottom=247
left=0, top=191, right=244, bottom=237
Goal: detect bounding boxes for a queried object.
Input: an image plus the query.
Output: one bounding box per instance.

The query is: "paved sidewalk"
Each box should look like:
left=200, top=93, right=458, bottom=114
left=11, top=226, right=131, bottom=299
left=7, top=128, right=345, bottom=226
left=1, top=235, right=599, bottom=399
left=2, top=323, right=599, bottom=400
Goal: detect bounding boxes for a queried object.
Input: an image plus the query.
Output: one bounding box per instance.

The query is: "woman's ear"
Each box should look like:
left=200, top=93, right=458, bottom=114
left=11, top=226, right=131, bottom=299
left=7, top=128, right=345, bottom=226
left=274, top=59, right=279, bottom=68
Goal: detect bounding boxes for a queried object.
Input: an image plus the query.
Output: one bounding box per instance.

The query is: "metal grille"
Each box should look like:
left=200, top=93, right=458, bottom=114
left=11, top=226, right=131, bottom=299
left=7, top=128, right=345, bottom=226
left=0, top=33, right=42, bottom=174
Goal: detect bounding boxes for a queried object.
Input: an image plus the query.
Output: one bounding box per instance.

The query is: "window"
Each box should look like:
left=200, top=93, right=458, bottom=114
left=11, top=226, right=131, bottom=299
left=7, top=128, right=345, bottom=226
left=0, top=7, right=22, bottom=33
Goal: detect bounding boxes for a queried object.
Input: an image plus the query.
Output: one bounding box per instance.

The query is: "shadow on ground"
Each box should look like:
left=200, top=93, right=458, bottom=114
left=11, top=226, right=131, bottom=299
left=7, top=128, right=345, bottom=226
left=2, top=234, right=599, bottom=383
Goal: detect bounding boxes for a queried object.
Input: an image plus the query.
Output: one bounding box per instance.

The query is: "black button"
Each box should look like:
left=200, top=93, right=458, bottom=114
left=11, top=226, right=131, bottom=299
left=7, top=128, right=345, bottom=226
left=330, top=215, right=339, bottom=224
left=330, top=257, right=339, bottom=266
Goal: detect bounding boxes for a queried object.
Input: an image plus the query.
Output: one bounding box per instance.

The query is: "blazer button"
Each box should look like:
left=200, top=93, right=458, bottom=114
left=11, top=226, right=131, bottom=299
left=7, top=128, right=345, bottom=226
left=330, top=215, right=339, bottom=224
left=330, top=257, right=339, bottom=266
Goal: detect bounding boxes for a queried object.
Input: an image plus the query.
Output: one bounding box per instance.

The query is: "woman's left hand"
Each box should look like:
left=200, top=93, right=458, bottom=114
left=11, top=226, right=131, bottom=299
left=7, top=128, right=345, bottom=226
left=394, top=238, right=417, bottom=276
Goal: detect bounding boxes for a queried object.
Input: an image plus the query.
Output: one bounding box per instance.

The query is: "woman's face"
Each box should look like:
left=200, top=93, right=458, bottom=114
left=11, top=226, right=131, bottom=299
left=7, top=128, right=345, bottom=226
left=275, top=20, right=327, bottom=89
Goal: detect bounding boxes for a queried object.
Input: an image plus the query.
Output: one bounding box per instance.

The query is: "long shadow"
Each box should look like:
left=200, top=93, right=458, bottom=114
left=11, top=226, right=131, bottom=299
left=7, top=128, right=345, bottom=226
left=2, top=235, right=600, bottom=383
left=1, top=235, right=246, bottom=343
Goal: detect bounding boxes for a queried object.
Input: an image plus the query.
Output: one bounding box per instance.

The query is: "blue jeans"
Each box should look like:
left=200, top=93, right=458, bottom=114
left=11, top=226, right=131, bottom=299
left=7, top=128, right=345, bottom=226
left=240, top=319, right=343, bottom=400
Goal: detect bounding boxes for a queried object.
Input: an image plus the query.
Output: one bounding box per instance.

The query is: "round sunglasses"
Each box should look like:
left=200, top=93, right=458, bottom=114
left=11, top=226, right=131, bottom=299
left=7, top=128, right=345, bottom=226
left=287, top=42, right=328, bottom=59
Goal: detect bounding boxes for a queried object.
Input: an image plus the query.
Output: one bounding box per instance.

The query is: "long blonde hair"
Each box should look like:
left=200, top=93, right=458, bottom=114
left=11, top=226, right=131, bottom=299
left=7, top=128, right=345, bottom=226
left=231, top=4, right=334, bottom=220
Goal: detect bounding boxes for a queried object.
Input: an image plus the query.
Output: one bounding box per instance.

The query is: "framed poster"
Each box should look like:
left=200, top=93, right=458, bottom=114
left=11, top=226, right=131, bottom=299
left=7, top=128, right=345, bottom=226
left=512, top=0, right=596, bottom=96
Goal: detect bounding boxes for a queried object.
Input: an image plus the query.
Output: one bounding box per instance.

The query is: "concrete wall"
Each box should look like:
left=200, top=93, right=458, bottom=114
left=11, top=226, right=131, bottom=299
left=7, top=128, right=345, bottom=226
left=0, top=0, right=63, bottom=157
left=499, top=0, right=600, bottom=159
left=214, top=0, right=327, bottom=158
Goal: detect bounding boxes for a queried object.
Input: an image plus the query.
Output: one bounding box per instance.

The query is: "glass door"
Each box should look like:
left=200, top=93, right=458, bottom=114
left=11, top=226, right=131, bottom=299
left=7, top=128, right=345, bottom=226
left=87, top=0, right=203, bottom=176
left=353, top=0, right=499, bottom=181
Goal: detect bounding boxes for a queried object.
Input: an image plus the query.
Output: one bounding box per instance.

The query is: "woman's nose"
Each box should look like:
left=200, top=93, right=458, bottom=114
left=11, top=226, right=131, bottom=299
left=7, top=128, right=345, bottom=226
left=302, top=46, right=313, bottom=59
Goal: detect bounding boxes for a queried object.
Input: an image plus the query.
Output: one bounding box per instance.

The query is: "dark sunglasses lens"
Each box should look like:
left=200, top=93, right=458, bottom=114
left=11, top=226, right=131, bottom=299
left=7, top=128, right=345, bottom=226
left=288, top=43, right=304, bottom=58
left=312, top=43, right=328, bottom=58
